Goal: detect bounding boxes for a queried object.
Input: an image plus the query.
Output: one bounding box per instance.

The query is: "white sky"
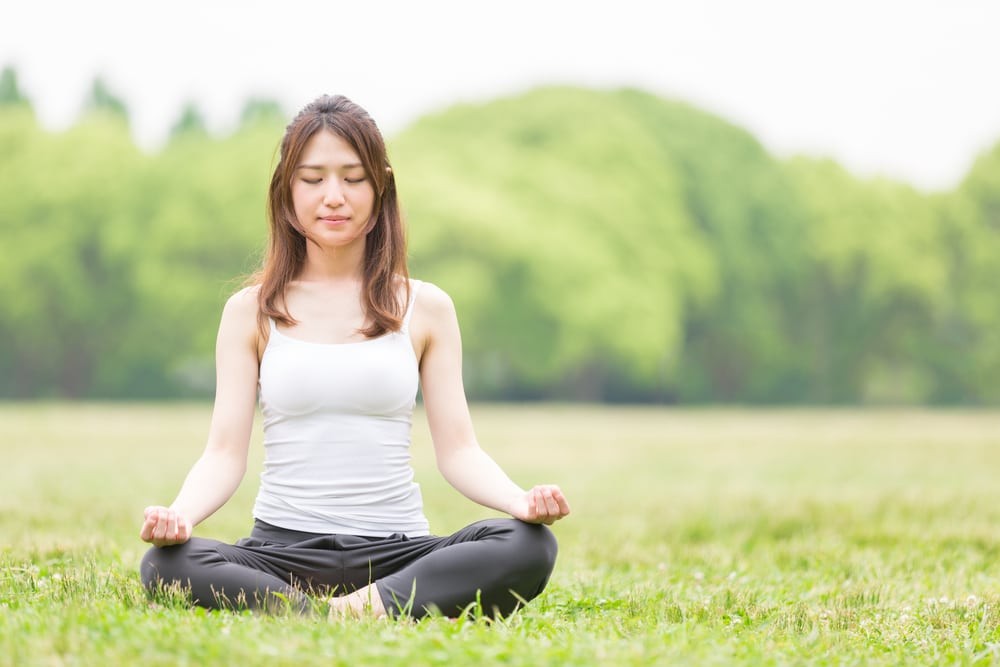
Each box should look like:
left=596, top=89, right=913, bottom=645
left=2, top=0, right=998, bottom=191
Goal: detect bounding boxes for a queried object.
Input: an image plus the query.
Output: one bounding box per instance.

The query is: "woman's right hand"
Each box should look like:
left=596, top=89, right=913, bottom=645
left=140, top=506, right=192, bottom=547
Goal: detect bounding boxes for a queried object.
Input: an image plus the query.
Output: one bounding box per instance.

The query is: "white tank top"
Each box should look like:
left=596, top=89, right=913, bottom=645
left=252, top=280, right=429, bottom=537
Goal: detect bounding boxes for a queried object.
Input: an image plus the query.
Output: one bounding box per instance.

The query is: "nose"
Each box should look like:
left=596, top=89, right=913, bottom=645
left=323, top=180, right=346, bottom=207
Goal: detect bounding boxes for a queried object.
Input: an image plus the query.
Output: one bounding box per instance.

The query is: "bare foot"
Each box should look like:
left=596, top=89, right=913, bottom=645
left=328, top=583, right=387, bottom=620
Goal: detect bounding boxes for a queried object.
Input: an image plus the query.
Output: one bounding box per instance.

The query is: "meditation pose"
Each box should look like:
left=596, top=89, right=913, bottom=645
left=139, top=95, right=571, bottom=619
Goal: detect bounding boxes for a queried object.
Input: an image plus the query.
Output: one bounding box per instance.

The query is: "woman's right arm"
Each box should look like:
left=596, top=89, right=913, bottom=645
left=139, top=288, right=261, bottom=547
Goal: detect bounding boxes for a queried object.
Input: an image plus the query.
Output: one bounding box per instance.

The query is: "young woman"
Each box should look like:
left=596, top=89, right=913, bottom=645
left=139, top=95, right=570, bottom=619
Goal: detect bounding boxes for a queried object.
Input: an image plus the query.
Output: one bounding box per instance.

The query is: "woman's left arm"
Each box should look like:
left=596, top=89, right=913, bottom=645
left=412, top=283, right=570, bottom=525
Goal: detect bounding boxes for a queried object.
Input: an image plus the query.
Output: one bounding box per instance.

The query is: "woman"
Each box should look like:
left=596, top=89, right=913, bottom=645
left=139, top=95, right=571, bottom=619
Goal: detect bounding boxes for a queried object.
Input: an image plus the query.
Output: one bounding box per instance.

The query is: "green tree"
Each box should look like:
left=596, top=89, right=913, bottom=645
left=0, top=111, right=144, bottom=397
left=0, top=66, right=31, bottom=108
left=619, top=89, right=816, bottom=402
left=121, top=120, right=278, bottom=396
left=2, top=84, right=1000, bottom=403
left=785, top=158, right=947, bottom=403
left=930, top=141, right=1000, bottom=403
left=82, top=76, right=129, bottom=121
left=240, top=97, right=285, bottom=128
left=169, top=101, right=209, bottom=139
left=392, top=87, right=718, bottom=400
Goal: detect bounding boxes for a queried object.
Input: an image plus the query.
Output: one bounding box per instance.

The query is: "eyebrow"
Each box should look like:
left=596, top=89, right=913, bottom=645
left=296, top=162, right=364, bottom=171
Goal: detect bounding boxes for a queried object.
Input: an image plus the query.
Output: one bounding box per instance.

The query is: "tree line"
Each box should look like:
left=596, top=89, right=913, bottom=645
left=1, top=69, right=998, bottom=403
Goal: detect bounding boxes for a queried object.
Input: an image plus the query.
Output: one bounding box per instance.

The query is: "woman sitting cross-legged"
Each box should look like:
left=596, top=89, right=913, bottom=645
left=138, top=94, right=570, bottom=619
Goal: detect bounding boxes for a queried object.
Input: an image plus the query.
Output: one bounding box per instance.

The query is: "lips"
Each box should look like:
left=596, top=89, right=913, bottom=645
left=321, top=216, right=349, bottom=222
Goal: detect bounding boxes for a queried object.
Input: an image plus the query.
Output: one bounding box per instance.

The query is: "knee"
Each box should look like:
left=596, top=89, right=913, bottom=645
left=139, top=545, right=169, bottom=590
left=139, top=542, right=194, bottom=591
left=502, top=520, right=559, bottom=579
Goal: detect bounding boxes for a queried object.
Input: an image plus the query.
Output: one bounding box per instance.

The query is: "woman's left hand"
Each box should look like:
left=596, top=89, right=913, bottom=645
left=509, top=484, right=571, bottom=525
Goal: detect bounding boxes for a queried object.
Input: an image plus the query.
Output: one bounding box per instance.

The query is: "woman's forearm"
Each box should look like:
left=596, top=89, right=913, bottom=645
left=169, top=447, right=248, bottom=526
left=436, top=444, right=525, bottom=515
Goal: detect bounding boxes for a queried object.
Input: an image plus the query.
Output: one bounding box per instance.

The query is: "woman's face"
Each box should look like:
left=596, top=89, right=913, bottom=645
left=291, top=129, right=376, bottom=250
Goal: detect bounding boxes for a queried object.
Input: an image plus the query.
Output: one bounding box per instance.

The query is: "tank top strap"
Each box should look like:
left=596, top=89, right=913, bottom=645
left=401, top=280, right=422, bottom=332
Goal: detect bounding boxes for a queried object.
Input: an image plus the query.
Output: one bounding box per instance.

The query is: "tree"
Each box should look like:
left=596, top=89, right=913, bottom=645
left=82, top=76, right=129, bottom=121
left=0, top=66, right=30, bottom=108
left=931, top=140, right=1000, bottom=403
left=169, top=101, right=209, bottom=139
left=240, top=97, right=285, bottom=128
left=0, top=113, right=144, bottom=397
left=785, top=158, right=947, bottom=403
left=392, top=87, right=719, bottom=400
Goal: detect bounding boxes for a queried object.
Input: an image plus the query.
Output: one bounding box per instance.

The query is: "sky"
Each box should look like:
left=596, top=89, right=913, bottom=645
left=2, top=0, right=999, bottom=192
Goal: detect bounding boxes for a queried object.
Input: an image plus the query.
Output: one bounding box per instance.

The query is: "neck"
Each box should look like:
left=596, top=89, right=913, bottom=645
left=299, top=238, right=367, bottom=283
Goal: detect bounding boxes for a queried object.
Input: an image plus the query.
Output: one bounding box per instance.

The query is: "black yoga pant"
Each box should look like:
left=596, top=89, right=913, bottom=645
left=140, top=518, right=557, bottom=619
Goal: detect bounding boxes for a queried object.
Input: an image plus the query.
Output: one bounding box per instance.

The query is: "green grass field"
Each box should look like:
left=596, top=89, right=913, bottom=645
left=2, top=404, right=1000, bottom=666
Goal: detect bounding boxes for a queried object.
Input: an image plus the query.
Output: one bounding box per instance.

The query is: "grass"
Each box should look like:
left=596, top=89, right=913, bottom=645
left=2, top=403, right=1000, bottom=665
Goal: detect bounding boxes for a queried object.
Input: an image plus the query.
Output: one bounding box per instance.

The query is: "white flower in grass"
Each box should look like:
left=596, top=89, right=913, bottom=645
left=966, top=595, right=979, bottom=607
left=693, top=571, right=704, bottom=581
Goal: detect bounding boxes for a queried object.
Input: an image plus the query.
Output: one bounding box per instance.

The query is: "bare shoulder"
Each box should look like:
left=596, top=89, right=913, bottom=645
left=412, top=281, right=457, bottom=320
left=409, top=282, right=460, bottom=359
left=220, top=285, right=261, bottom=339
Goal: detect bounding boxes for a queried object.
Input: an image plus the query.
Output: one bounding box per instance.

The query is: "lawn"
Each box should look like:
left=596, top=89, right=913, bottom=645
left=2, top=403, right=1000, bottom=665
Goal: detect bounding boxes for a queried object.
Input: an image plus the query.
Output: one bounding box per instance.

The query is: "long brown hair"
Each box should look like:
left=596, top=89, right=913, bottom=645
left=251, top=95, right=408, bottom=339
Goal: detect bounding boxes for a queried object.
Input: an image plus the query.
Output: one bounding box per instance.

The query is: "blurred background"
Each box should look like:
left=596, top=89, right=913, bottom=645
left=1, top=0, right=998, bottom=405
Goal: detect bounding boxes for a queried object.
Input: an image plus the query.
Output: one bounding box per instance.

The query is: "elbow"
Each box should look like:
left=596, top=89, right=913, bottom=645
left=203, top=441, right=250, bottom=479
left=433, top=441, right=480, bottom=480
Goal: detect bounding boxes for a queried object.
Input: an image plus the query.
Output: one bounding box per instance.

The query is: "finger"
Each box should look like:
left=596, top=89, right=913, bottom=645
left=555, top=491, right=571, bottom=516
left=545, top=486, right=569, bottom=514
left=541, top=489, right=560, bottom=516
left=152, top=509, right=168, bottom=540
left=530, top=486, right=553, bottom=515
left=175, top=517, right=186, bottom=541
left=167, top=513, right=179, bottom=541
left=139, top=516, right=155, bottom=541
